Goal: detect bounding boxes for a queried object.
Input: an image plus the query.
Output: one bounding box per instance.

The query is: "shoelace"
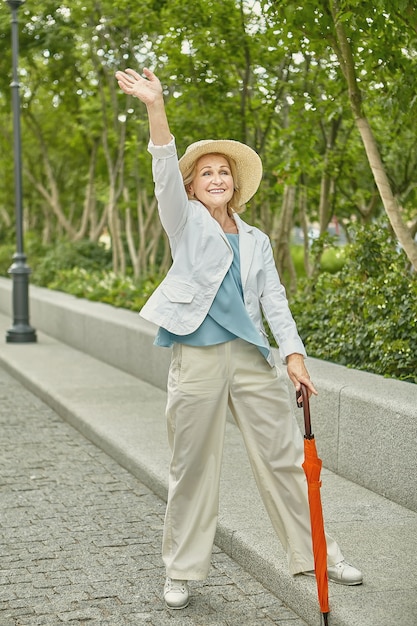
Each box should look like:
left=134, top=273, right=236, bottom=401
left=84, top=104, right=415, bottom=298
left=165, top=578, right=186, bottom=594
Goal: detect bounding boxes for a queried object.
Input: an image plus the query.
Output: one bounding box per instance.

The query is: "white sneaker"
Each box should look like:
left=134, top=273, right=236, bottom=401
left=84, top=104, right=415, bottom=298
left=303, top=560, right=363, bottom=586
left=327, top=560, right=363, bottom=586
left=163, top=577, right=190, bottom=609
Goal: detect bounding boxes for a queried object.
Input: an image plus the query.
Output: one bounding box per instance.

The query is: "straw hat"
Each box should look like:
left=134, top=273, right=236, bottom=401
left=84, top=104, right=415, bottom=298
left=179, top=139, right=263, bottom=206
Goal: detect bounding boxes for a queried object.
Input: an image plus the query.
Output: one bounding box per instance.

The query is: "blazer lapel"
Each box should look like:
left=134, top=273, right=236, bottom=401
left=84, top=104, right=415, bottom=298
left=235, top=215, right=256, bottom=289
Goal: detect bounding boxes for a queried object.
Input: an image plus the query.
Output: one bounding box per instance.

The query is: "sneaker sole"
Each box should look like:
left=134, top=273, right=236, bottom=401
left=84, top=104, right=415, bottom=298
left=328, top=577, right=363, bottom=586
left=165, top=599, right=190, bottom=610
left=301, top=571, right=363, bottom=586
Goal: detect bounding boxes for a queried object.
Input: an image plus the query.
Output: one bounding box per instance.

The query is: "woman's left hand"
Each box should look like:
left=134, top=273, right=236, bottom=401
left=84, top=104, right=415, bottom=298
left=286, top=353, right=318, bottom=399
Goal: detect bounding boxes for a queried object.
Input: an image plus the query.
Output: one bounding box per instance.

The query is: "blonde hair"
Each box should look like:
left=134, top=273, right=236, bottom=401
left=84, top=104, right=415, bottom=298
left=182, top=153, right=245, bottom=213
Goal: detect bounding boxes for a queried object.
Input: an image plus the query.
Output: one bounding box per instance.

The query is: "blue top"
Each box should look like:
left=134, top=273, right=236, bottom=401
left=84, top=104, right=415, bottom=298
left=155, top=234, right=270, bottom=360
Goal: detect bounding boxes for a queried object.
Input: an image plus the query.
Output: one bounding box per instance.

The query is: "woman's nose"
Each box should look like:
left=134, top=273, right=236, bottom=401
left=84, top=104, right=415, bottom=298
left=211, top=172, right=222, bottom=184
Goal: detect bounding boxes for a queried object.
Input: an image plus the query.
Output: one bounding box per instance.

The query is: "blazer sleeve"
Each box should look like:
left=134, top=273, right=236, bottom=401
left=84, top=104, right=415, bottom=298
left=148, top=137, right=189, bottom=239
left=259, top=235, right=307, bottom=363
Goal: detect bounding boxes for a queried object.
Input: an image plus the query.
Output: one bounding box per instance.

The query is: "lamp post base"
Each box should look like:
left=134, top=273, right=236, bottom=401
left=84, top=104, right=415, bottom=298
left=6, top=253, right=37, bottom=343
left=6, top=325, right=37, bottom=343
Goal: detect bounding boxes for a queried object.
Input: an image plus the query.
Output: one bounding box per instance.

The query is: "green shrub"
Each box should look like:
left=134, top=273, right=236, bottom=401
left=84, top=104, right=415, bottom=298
left=32, top=239, right=112, bottom=286
left=46, top=267, right=162, bottom=311
left=289, top=221, right=417, bottom=383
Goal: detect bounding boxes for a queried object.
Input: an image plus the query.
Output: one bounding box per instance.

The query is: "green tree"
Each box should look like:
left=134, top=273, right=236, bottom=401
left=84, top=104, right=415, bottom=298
left=268, top=0, right=417, bottom=269
left=1, top=0, right=416, bottom=278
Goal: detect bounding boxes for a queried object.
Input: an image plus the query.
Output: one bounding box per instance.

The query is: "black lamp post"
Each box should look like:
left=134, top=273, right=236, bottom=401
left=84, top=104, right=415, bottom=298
left=4, top=0, right=36, bottom=343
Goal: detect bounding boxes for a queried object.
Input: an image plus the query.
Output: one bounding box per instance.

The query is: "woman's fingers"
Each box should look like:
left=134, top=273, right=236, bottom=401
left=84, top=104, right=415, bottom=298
left=125, top=68, right=142, bottom=81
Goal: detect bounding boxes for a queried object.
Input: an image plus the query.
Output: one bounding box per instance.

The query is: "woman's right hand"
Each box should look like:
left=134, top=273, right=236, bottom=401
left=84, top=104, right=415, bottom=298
left=115, top=67, right=163, bottom=106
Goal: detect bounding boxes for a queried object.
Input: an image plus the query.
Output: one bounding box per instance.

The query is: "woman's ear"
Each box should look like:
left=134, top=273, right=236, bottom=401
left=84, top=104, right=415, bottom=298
left=187, top=185, right=194, bottom=197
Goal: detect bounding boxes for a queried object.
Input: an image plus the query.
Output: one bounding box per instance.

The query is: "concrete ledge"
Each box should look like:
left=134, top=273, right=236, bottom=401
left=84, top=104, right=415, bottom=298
left=0, top=277, right=415, bottom=513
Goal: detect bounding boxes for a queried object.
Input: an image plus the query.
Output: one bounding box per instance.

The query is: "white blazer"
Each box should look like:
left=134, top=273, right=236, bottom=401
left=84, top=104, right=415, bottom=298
left=139, top=139, right=306, bottom=366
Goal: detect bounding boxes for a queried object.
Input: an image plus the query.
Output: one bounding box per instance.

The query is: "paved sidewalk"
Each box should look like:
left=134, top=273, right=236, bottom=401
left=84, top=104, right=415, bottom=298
left=0, top=366, right=307, bottom=626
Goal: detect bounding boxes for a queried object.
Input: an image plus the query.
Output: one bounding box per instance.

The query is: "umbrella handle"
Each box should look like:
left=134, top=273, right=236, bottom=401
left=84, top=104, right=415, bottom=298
left=296, top=382, right=313, bottom=439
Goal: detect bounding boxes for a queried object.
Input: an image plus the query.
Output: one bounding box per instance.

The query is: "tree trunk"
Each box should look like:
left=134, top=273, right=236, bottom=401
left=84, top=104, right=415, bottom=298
left=272, top=185, right=297, bottom=293
left=318, top=116, right=341, bottom=234
left=298, top=181, right=312, bottom=277
left=74, top=141, right=100, bottom=241
left=25, top=114, right=78, bottom=238
left=92, top=46, right=127, bottom=274
left=125, top=206, right=138, bottom=278
left=330, top=0, right=417, bottom=270
left=354, top=118, right=417, bottom=268
left=25, top=166, right=76, bottom=238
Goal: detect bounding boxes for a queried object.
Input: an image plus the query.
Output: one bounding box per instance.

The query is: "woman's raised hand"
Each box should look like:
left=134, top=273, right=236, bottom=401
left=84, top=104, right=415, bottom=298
left=115, top=67, right=162, bottom=106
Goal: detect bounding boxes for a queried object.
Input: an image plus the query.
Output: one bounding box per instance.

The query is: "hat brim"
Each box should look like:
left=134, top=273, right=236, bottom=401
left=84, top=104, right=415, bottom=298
left=179, top=139, right=262, bottom=206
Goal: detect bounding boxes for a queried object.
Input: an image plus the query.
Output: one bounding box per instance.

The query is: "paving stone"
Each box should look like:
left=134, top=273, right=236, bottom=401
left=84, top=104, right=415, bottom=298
left=0, top=366, right=306, bottom=626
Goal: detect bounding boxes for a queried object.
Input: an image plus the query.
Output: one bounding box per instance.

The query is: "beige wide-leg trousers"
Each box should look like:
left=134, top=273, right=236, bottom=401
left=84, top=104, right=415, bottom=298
left=162, top=339, right=343, bottom=580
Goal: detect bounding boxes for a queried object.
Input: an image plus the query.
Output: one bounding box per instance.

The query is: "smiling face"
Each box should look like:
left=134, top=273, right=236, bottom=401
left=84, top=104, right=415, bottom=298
left=188, top=153, right=235, bottom=213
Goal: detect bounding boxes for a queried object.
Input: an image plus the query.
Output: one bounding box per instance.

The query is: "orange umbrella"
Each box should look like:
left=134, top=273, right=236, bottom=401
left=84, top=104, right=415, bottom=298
left=297, top=383, right=330, bottom=625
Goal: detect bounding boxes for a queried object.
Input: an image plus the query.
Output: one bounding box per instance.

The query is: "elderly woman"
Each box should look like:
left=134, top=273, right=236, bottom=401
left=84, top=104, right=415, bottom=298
left=115, top=67, right=362, bottom=609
